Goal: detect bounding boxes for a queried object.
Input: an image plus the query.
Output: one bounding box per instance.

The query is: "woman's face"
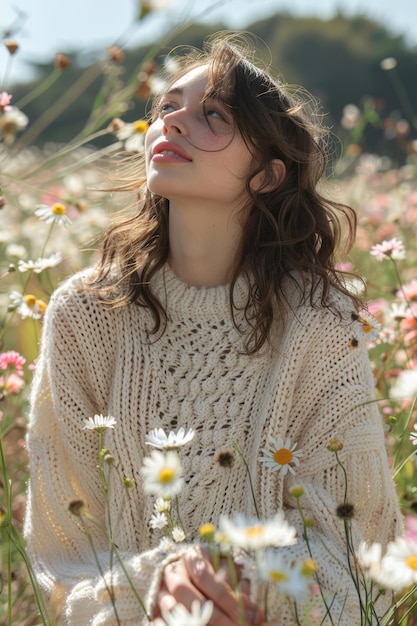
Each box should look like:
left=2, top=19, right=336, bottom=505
left=145, top=66, right=257, bottom=212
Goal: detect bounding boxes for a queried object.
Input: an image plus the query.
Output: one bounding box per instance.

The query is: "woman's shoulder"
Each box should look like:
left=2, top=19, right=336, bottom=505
left=283, top=271, right=358, bottom=320
left=45, top=267, right=122, bottom=325
left=48, top=267, right=99, bottom=308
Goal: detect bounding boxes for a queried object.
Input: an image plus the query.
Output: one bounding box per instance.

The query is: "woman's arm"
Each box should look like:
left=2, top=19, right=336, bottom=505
left=23, top=280, right=182, bottom=625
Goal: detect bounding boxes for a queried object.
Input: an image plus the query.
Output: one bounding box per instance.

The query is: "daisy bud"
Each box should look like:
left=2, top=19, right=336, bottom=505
left=4, top=39, right=19, bottom=55
left=108, top=117, right=125, bottom=134
left=327, top=438, right=344, bottom=452
left=215, top=450, right=235, bottom=468
left=106, top=45, right=125, bottom=64
left=290, top=485, right=304, bottom=498
left=123, top=477, right=134, bottom=488
left=304, top=517, right=314, bottom=529
left=336, top=503, right=355, bottom=520
left=55, top=53, right=71, bottom=71
left=136, top=60, right=157, bottom=99
left=68, top=499, right=86, bottom=517
left=75, top=200, right=88, bottom=213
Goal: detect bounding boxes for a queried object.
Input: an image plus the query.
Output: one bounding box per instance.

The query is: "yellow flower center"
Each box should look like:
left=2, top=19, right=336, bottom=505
left=273, top=448, right=293, bottom=465
left=0, top=507, right=8, bottom=526
left=269, top=570, right=288, bottom=583
left=51, top=203, right=66, bottom=215
left=24, top=294, right=37, bottom=307
left=199, top=523, right=215, bottom=535
left=158, top=467, right=175, bottom=484
left=199, top=523, right=216, bottom=541
left=405, top=555, right=417, bottom=571
left=245, top=525, right=264, bottom=538
left=301, top=558, right=317, bottom=576
left=133, top=120, right=149, bottom=134
left=36, top=299, right=47, bottom=312
left=362, top=323, right=373, bottom=334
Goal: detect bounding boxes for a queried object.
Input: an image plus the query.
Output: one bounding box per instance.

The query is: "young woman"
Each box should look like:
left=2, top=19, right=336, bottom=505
left=24, top=33, right=402, bottom=625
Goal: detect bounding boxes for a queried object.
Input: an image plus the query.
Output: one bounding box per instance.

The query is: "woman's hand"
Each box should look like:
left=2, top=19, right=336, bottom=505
left=153, top=545, right=263, bottom=625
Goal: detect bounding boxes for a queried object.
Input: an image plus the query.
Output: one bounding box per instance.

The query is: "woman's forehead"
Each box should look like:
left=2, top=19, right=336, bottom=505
left=168, top=65, right=210, bottom=95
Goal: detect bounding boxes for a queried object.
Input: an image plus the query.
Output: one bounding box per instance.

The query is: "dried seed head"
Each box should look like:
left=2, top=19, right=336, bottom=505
left=55, top=53, right=71, bottom=71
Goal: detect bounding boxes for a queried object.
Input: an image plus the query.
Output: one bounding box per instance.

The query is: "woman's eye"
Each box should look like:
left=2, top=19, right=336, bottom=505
left=159, top=102, right=176, bottom=115
left=206, top=109, right=223, bottom=120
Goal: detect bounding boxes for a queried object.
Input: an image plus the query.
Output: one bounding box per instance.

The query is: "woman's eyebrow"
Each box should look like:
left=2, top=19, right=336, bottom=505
left=164, top=87, right=183, bottom=97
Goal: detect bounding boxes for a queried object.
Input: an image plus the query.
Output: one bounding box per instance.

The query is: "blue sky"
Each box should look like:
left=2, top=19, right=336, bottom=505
left=2, top=0, right=417, bottom=83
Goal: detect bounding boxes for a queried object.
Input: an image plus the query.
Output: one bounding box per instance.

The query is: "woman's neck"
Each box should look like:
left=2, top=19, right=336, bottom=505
left=167, top=201, right=245, bottom=287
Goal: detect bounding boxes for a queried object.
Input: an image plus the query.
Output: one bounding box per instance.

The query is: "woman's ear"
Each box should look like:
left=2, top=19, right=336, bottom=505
left=251, top=159, right=286, bottom=194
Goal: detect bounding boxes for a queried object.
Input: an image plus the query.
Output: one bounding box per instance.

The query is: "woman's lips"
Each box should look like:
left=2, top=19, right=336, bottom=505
left=152, top=140, right=192, bottom=162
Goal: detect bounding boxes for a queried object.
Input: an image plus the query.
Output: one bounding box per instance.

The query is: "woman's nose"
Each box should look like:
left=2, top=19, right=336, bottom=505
left=162, top=109, right=186, bottom=136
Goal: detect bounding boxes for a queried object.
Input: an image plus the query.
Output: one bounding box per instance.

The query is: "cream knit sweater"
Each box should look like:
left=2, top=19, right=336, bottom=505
left=24, top=265, right=402, bottom=625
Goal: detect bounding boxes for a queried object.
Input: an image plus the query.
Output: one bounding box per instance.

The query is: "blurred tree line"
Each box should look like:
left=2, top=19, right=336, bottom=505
left=9, top=10, right=417, bottom=162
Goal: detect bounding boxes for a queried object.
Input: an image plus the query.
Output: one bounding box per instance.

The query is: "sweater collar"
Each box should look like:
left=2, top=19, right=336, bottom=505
left=151, top=263, right=250, bottom=321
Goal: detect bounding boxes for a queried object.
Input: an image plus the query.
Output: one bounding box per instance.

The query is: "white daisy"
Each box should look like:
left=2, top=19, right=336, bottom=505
left=116, top=119, right=149, bottom=152
left=83, top=414, right=117, bottom=432
left=0, top=106, right=29, bottom=144
left=145, top=427, right=195, bottom=450
left=6, top=244, right=26, bottom=259
left=149, top=512, right=168, bottom=530
left=140, top=450, right=183, bottom=498
left=257, top=550, right=311, bottom=601
left=389, top=301, right=411, bottom=322
left=391, top=369, right=417, bottom=400
left=357, top=541, right=383, bottom=571
left=158, top=536, right=174, bottom=551
left=35, top=203, right=72, bottom=227
left=172, top=526, right=186, bottom=542
left=218, top=511, right=296, bottom=551
left=355, top=541, right=393, bottom=588
left=154, top=497, right=171, bottom=513
left=157, top=600, right=213, bottom=626
left=17, top=252, right=63, bottom=274
left=9, top=291, right=46, bottom=319
left=353, top=312, right=382, bottom=342
left=258, top=436, right=303, bottom=476
left=380, top=537, right=417, bottom=591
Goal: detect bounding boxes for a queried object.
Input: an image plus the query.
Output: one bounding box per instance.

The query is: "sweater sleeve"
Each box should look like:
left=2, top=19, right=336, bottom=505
left=23, top=280, right=183, bottom=625
left=258, top=300, right=403, bottom=624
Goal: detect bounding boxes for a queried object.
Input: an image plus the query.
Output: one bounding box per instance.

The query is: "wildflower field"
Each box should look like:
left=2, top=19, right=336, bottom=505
left=1, top=5, right=417, bottom=625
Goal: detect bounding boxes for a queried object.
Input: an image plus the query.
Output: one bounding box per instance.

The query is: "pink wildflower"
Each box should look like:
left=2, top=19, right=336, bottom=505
left=0, top=351, right=25, bottom=375
left=0, top=373, right=24, bottom=394
left=405, top=515, right=417, bottom=542
left=370, top=238, right=406, bottom=262
left=410, top=424, right=417, bottom=446
left=0, top=91, right=12, bottom=111
left=398, top=279, right=417, bottom=302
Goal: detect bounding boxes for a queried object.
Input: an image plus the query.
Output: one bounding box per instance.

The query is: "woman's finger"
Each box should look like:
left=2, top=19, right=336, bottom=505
left=184, top=547, right=263, bottom=625
left=160, top=556, right=241, bottom=626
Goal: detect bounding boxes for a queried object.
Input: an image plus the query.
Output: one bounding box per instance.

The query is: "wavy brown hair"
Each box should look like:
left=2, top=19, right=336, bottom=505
left=90, top=32, right=361, bottom=354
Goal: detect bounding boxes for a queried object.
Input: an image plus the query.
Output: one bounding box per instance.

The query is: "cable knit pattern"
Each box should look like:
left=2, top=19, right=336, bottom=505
left=24, top=264, right=402, bottom=625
